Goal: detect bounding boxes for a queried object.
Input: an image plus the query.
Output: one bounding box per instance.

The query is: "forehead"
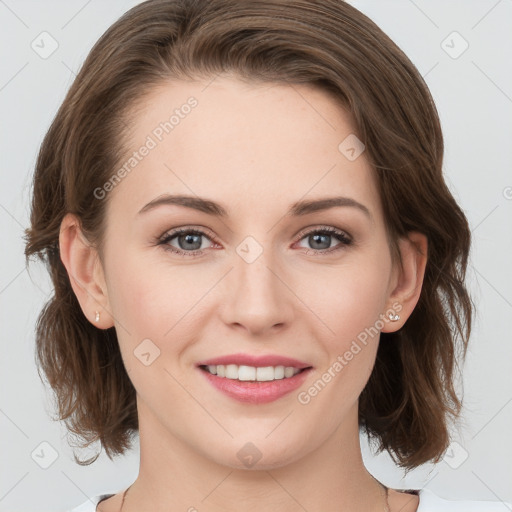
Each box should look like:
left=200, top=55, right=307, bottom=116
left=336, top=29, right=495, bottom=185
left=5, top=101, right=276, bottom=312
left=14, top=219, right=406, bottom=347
left=108, top=76, right=382, bottom=222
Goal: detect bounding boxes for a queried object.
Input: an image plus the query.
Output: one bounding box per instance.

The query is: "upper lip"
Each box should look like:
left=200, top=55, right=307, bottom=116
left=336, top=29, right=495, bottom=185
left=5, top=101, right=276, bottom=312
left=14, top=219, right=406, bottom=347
left=197, top=353, right=312, bottom=369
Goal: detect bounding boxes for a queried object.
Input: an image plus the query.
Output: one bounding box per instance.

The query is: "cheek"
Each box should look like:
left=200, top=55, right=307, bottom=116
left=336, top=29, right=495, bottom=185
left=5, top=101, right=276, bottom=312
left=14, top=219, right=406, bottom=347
left=321, top=253, right=392, bottom=392
left=104, top=250, right=214, bottom=350
left=305, top=256, right=392, bottom=343
left=104, top=255, right=195, bottom=397
left=102, top=251, right=168, bottom=354
left=298, top=266, right=390, bottom=414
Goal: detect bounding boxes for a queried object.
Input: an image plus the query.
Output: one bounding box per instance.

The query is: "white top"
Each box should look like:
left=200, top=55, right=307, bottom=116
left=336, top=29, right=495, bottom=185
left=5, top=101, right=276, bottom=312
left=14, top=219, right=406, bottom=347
left=68, top=487, right=512, bottom=511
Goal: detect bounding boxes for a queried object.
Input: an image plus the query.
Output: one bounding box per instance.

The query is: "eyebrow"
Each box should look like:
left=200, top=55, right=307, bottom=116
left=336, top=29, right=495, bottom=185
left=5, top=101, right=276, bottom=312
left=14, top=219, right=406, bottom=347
left=137, top=194, right=372, bottom=220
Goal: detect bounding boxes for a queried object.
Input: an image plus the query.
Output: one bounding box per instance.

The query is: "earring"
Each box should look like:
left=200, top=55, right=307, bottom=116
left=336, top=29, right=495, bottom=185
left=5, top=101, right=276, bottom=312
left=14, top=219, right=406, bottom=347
left=95, top=311, right=100, bottom=322
left=388, top=312, right=400, bottom=322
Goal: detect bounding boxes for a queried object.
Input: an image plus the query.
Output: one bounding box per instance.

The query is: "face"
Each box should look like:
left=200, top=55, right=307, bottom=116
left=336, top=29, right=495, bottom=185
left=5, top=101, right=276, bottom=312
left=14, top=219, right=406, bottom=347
left=96, top=76, right=402, bottom=469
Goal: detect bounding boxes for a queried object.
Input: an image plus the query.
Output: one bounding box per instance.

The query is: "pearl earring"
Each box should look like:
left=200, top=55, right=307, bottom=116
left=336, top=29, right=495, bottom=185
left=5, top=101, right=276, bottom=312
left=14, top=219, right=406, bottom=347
left=95, top=311, right=100, bottom=322
left=388, top=312, right=400, bottom=322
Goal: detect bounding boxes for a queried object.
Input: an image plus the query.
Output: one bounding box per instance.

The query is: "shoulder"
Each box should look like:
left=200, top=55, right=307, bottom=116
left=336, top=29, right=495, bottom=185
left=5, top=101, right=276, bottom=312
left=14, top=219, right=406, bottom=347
left=67, top=487, right=512, bottom=511
left=416, top=488, right=512, bottom=511
left=67, top=491, right=119, bottom=512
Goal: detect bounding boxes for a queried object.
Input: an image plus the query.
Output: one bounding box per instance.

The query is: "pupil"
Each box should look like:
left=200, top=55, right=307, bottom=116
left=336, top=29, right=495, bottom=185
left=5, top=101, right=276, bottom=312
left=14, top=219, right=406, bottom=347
left=180, top=233, right=201, bottom=250
left=311, top=234, right=329, bottom=249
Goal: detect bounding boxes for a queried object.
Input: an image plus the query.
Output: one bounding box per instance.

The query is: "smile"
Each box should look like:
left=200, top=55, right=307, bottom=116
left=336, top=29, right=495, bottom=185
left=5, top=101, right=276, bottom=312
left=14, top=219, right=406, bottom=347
left=198, top=365, right=313, bottom=404
left=200, top=364, right=305, bottom=381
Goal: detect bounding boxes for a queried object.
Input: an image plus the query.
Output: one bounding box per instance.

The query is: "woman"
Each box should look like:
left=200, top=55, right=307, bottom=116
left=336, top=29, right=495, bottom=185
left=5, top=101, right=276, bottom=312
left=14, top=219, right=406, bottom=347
left=23, top=0, right=510, bottom=511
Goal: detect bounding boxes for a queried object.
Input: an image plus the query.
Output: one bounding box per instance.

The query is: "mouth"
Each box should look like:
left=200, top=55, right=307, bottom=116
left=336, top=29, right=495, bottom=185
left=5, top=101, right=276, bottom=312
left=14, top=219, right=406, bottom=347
left=195, top=353, right=314, bottom=403
left=199, top=363, right=312, bottom=382
left=197, top=362, right=314, bottom=404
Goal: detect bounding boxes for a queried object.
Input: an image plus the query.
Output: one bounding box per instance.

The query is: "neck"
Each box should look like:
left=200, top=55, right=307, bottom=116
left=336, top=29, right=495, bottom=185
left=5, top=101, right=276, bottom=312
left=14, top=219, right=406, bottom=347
left=122, top=399, right=388, bottom=512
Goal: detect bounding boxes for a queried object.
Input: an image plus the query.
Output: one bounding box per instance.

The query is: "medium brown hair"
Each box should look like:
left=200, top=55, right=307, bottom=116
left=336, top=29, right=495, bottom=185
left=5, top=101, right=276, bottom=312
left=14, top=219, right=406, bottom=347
left=24, top=0, right=472, bottom=469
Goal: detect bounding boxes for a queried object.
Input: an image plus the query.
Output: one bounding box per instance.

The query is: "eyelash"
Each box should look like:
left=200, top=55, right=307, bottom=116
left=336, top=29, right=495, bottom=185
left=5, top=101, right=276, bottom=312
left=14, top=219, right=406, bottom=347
left=156, top=225, right=353, bottom=258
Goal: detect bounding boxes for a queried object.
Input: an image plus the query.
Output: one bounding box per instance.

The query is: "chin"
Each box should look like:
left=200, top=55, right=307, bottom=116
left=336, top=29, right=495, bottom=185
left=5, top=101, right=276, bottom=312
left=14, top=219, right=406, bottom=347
left=207, top=436, right=307, bottom=471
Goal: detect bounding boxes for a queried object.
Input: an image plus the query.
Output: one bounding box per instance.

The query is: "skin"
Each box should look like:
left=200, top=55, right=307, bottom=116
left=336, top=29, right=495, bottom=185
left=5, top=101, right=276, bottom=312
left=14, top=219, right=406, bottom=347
left=59, top=75, right=427, bottom=512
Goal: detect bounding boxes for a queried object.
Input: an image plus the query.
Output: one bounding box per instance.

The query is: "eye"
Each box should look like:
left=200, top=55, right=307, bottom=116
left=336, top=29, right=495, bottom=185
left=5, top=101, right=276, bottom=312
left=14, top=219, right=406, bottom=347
left=293, top=226, right=353, bottom=255
left=156, top=225, right=353, bottom=257
left=157, top=227, right=218, bottom=257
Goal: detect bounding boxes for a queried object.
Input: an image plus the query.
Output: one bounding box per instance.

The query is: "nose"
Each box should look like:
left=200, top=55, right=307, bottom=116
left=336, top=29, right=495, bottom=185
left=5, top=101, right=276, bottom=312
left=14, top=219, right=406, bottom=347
left=218, top=240, right=295, bottom=337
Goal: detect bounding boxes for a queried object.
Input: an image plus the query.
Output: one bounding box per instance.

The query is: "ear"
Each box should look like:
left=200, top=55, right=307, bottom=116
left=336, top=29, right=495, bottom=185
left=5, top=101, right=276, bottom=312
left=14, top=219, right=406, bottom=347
left=381, top=231, right=428, bottom=333
left=58, top=213, right=114, bottom=329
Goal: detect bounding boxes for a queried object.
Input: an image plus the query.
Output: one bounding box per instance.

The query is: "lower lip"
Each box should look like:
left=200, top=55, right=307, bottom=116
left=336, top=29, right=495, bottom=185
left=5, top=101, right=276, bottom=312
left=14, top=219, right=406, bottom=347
left=198, top=367, right=312, bottom=404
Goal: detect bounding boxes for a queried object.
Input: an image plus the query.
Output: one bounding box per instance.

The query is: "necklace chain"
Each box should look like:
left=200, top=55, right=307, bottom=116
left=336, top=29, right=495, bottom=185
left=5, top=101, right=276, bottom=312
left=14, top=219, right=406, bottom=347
left=382, top=482, right=391, bottom=512
left=118, top=480, right=390, bottom=512
left=119, top=484, right=130, bottom=512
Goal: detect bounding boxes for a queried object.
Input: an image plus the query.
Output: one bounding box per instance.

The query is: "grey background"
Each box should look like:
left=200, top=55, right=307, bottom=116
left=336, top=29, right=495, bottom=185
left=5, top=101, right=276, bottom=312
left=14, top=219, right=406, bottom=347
left=1, top=1, right=511, bottom=511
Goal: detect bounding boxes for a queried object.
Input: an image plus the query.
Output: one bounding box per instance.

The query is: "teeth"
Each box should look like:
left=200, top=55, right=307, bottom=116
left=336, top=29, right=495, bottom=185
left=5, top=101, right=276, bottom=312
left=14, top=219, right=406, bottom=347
left=239, top=365, right=256, bottom=381
left=225, top=364, right=238, bottom=379
left=204, top=364, right=302, bottom=381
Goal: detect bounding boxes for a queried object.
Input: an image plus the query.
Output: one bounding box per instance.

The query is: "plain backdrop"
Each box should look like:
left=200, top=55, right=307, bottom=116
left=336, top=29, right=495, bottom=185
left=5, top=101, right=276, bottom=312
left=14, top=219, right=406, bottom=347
left=1, top=1, right=511, bottom=511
